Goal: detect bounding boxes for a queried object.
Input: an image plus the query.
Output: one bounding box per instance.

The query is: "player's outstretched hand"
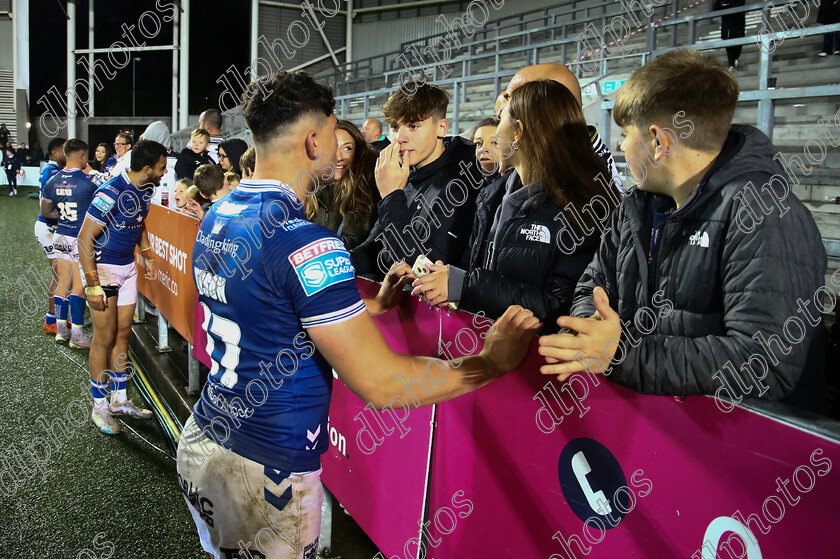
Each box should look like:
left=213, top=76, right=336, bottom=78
left=466, top=305, right=542, bottom=384
left=372, top=261, right=415, bottom=315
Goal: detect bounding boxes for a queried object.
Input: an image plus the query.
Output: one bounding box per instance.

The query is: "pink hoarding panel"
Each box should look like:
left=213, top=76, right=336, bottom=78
left=321, top=279, right=441, bottom=558
left=427, top=309, right=840, bottom=559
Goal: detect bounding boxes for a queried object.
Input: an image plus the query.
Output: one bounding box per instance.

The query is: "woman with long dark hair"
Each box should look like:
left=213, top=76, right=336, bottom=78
left=412, top=80, right=619, bottom=330
left=88, top=142, right=117, bottom=185
left=305, top=120, right=379, bottom=250
left=90, top=142, right=116, bottom=173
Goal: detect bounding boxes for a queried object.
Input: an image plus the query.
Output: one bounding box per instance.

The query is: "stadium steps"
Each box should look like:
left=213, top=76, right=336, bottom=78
left=129, top=319, right=196, bottom=427
left=0, top=69, right=17, bottom=144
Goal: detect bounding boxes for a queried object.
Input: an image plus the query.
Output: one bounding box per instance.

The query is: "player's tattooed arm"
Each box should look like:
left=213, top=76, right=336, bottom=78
left=40, top=198, right=59, bottom=219
left=308, top=305, right=541, bottom=409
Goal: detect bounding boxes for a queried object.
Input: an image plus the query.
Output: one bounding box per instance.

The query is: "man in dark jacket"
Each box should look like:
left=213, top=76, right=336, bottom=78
left=350, top=83, right=483, bottom=278
left=538, top=49, right=826, bottom=412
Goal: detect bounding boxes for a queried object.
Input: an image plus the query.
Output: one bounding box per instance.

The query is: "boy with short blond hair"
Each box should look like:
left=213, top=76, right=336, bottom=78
left=539, top=49, right=825, bottom=412
left=223, top=171, right=240, bottom=191
left=175, top=128, right=213, bottom=180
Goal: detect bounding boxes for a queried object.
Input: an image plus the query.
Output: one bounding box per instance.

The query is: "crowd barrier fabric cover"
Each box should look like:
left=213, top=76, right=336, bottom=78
left=135, top=204, right=200, bottom=344
left=190, top=278, right=840, bottom=558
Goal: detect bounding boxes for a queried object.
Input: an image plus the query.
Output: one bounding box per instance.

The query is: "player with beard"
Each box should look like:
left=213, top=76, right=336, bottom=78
left=77, top=139, right=168, bottom=435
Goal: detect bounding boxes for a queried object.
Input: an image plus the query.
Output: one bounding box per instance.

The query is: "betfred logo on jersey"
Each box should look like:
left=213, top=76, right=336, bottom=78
left=289, top=238, right=355, bottom=296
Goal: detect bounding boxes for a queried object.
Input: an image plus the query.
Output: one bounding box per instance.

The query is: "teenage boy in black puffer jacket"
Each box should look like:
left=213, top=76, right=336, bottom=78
left=350, top=83, right=484, bottom=278
left=539, top=49, right=826, bottom=413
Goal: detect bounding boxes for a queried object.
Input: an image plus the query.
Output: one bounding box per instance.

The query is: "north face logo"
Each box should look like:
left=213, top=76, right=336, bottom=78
left=520, top=224, right=550, bottom=243
left=689, top=230, right=710, bottom=248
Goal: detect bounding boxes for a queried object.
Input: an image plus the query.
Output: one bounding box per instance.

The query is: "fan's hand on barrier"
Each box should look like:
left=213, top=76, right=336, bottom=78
left=538, top=287, right=620, bottom=382
left=465, top=305, right=542, bottom=384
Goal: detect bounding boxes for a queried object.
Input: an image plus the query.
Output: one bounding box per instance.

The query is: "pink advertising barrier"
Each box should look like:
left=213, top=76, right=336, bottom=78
left=427, top=308, right=840, bottom=559
left=192, top=278, right=840, bottom=559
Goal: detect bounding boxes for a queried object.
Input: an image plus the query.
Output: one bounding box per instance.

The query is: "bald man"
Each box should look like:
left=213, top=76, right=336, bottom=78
left=199, top=109, right=225, bottom=163
left=362, top=118, right=391, bottom=151
left=501, top=63, right=623, bottom=193
left=493, top=92, right=507, bottom=119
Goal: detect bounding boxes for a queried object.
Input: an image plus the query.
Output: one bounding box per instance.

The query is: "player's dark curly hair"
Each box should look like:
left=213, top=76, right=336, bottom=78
left=243, top=71, right=335, bottom=145
left=47, top=137, right=66, bottom=156
left=130, top=139, right=169, bottom=171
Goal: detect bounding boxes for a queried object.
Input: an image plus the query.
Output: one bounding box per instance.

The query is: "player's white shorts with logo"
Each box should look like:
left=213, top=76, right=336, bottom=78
left=53, top=234, right=80, bottom=262
left=176, top=416, right=323, bottom=559
left=83, top=262, right=138, bottom=307
left=34, top=220, right=58, bottom=259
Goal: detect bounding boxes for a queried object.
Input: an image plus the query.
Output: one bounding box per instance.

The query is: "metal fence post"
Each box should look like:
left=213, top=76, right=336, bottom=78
left=452, top=82, right=460, bottom=136
left=157, top=313, right=171, bottom=353
left=600, top=100, right=613, bottom=152
left=135, top=294, right=146, bottom=323
left=187, top=344, right=200, bottom=395
left=318, top=485, right=334, bottom=557
left=757, top=32, right=775, bottom=140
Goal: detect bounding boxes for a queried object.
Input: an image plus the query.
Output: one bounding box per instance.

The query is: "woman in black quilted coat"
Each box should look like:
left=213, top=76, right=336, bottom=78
left=411, top=80, right=619, bottom=332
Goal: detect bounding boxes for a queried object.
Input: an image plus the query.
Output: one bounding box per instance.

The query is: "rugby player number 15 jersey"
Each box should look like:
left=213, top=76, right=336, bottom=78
left=191, top=179, right=365, bottom=473
left=43, top=168, right=97, bottom=236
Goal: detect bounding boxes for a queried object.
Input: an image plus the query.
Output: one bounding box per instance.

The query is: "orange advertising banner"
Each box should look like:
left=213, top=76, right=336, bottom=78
left=135, top=204, right=200, bottom=344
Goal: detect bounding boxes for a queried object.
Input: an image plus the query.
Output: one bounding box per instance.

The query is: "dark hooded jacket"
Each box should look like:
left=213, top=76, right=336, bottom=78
left=175, top=148, right=213, bottom=181
left=571, top=125, right=826, bottom=411
left=219, top=139, right=249, bottom=176
left=350, top=136, right=483, bottom=277
left=449, top=170, right=602, bottom=331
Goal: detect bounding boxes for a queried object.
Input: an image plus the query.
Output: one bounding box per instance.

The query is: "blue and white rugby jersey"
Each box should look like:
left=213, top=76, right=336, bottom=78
left=85, top=170, right=153, bottom=265
left=192, top=179, right=365, bottom=473
left=43, top=168, right=97, bottom=236
left=37, top=161, right=63, bottom=227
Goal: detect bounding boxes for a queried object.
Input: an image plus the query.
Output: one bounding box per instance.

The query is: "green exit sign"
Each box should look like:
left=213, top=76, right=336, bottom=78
left=602, top=79, right=627, bottom=94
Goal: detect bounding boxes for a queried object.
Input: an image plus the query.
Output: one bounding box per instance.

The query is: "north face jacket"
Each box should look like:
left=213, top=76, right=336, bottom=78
left=451, top=171, right=601, bottom=331
left=350, top=136, right=483, bottom=278
left=571, top=124, right=826, bottom=410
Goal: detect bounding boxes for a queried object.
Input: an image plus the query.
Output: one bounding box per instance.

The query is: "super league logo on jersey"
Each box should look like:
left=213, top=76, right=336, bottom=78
left=301, top=262, right=327, bottom=288
left=289, top=238, right=356, bottom=297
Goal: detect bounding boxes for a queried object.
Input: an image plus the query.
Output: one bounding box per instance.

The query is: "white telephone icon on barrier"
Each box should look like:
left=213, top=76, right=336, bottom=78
left=571, top=451, right=612, bottom=515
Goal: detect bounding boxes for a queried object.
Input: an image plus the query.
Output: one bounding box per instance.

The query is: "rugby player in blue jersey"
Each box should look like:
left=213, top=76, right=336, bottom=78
left=175, top=71, right=542, bottom=559
left=40, top=138, right=97, bottom=348
left=34, top=137, right=66, bottom=335
left=77, top=139, right=169, bottom=434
